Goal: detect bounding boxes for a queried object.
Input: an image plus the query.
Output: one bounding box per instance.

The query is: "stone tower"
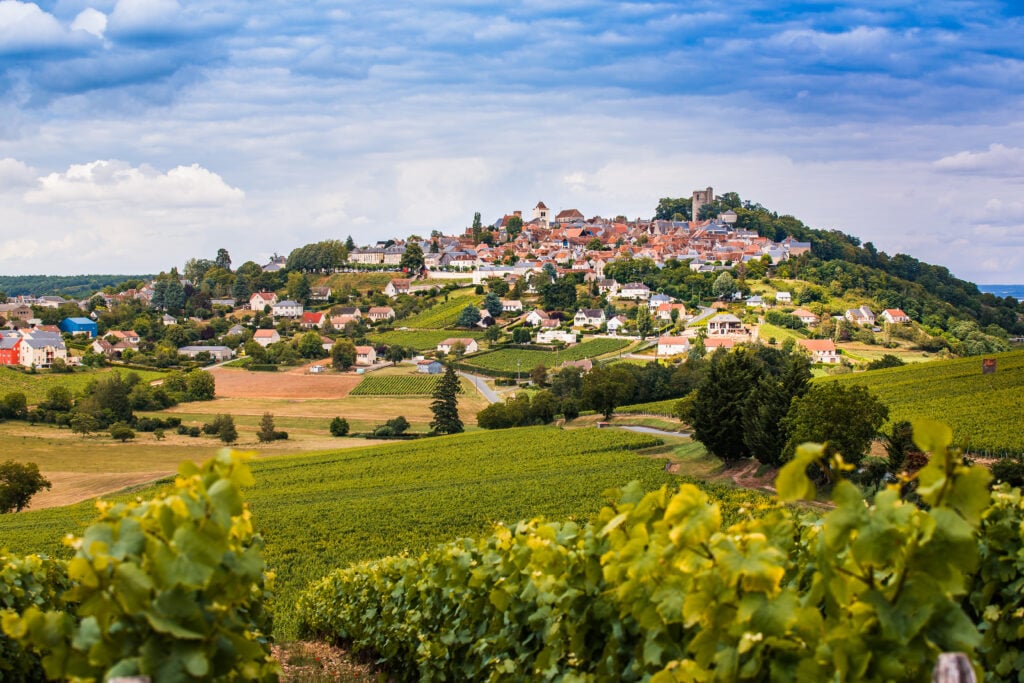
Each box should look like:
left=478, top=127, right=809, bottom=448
left=692, top=186, right=714, bottom=221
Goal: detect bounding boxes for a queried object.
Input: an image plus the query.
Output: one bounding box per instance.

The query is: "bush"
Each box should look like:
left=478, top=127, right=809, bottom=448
left=991, top=459, right=1024, bottom=487
left=329, top=417, right=350, bottom=437
left=109, top=423, right=136, bottom=442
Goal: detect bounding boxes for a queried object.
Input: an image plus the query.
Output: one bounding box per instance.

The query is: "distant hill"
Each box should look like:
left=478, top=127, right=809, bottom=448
left=0, top=274, right=153, bottom=298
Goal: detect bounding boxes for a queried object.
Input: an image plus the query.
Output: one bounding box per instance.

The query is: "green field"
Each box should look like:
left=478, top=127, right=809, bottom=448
left=462, top=338, right=631, bottom=373
left=0, top=366, right=167, bottom=404
left=0, top=427, right=695, bottom=638
left=616, top=398, right=682, bottom=416
left=823, top=349, right=1024, bottom=455
left=349, top=374, right=453, bottom=396
left=400, top=289, right=480, bottom=328
left=368, top=328, right=484, bottom=351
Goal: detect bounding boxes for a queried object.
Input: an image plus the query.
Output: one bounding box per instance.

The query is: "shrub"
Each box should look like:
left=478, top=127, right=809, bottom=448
left=329, top=417, right=349, bottom=437
left=991, top=459, right=1024, bottom=487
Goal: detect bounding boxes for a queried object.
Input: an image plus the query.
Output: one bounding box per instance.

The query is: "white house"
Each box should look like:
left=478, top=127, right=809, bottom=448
left=355, top=345, right=377, bottom=366
left=525, top=310, right=550, bottom=327
left=367, top=306, right=396, bottom=322
left=706, top=313, right=744, bottom=335
left=537, top=330, right=577, bottom=345
left=250, top=291, right=277, bottom=311
left=272, top=300, right=303, bottom=318
left=417, top=359, right=443, bottom=374
left=845, top=305, right=876, bottom=326
left=384, top=279, right=411, bottom=298
left=18, top=332, right=67, bottom=368
left=798, top=339, right=840, bottom=364
left=618, top=282, right=651, bottom=300
left=178, top=345, right=233, bottom=362
left=657, top=336, right=691, bottom=357
left=252, top=329, right=280, bottom=347
left=791, top=308, right=820, bottom=326
left=437, top=338, right=479, bottom=355
left=501, top=299, right=523, bottom=313
left=573, top=308, right=606, bottom=328
left=775, top=291, right=792, bottom=305
left=655, top=303, right=687, bottom=322
left=300, top=312, right=327, bottom=329
left=606, top=315, right=629, bottom=335
left=881, top=308, right=911, bottom=324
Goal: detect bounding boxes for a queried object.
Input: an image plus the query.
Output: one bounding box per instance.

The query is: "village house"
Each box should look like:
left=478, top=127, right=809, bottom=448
left=320, top=336, right=335, bottom=353
left=798, top=339, right=841, bottom=364
left=704, top=337, right=735, bottom=351
left=18, top=331, right=68, bottom=368
left=525, top=309, right=551, bottom=327
left=618, top=282, right=651, bottom=300
left=310, top=286, right=332, bottom=302
left=775, top=291, right=792, bottom=305
left=178, top=345, right=233, bottom=362
left=300, top=312, right=327, bottom=329
left=108, top=330, right=141, bottom=344
left=881, top=308, right=911, bottom=324
left=500, top=300, right=523, bottom=314
left=537, top=330, right=577, bottom=345
left=366, top=306, right=396, bottom=323
left=437, top=338, right=479, bottom=355
left=59, top=317, right=98, bottom=338
left=355, top=345, right=377, bottom=366
left=606, top=315, right=628, bottom=335
left=417, top=359, right=443, bottom=374
left=0, top=334, right=21, bottom=365
left=330, top=314, right=358, bottom=329
left=573, top=308, right=606, bottom=328
left=845, top=305, right=876, bottom=326
left=0, top=303, right=32, bottom=322
left=655, top=303, right=687, bottom=322
left=597, top=279, right=619, bottom=296
left=272, top=300, right=303, bottom=318
left=384, top=279, right=411, bottom=298
left=706, top=313, right=744, bottom=335
left=252, top=329, right=281, bottom=347
left=250, top=291, right=277, bottom=311
left=657, top=336, right=691, bottom=357
left=791, top=308, right=820, bottom=326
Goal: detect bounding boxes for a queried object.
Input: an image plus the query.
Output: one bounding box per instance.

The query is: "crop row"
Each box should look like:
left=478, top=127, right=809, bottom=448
left=368, top=329, right=483, bottom=351
left=400, top=290, right=480, bottom=328
left=824, top=349, right=1024, bottom=454
left=461, top=338, right=630, bottom=373
left=350, top=375, right=456, bottom=396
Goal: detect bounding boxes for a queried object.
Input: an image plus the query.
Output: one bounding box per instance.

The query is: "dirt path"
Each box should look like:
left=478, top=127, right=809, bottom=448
left=27, top=471, right=172, bottom=510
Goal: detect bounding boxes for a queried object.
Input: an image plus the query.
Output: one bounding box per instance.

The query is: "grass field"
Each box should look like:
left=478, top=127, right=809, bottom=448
left=0, top=366, right=167, bottom=404
left=0, top=427, right=702, bottom=639
left=462, top=338, right=631, bottom=373
left=368, top=328, right=484, bottom=351
left=823, top=348, right=1024, bottom=455
left=399, top=288, right=480, bottom=328
left=318, top=272, right=395, bottom=293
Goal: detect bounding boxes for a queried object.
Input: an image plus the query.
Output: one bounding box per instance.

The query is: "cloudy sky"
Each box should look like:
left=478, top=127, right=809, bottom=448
left=1, top=1, right=1022, bottom=283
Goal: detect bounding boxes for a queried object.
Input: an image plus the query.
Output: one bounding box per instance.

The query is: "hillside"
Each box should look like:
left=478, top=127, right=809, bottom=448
left=0, top=427, right=767, bottom=638
left=822, top=348, right=1024, bottom=455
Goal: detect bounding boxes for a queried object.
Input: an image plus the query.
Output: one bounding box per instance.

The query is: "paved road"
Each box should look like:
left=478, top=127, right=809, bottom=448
left=686, top=306, right=717, bottom=326
left=459, top=371, right=501, bottom=403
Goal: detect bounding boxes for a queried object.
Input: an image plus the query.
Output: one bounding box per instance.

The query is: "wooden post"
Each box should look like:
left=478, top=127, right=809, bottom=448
left=933, top=653, right=976, bottom=683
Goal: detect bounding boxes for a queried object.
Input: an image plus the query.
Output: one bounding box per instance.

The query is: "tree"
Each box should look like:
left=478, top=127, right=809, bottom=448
left=691, top=347, right=764, bottom=464
left=429, top=366, right=463, bottom=435
left=109, top=424, right=136, bottom=442
left=586, top=238, right=603, bottom=251
left=712, top=271, right=736, bottom=299
left=540, top=280, right=577, bottom=311
left=332, top=339, right=357, bottom=370
left=297, top=330, right=325, bottom=358
left=164, top=274, right=185, bottom=312
left=506, top=215, right=523, bottom=240
left=530, top=364, right=547, bottom=386
left=654, top=196, right=692, bottom=221
left=866, top=354, right=906, bottom=371
left=257, top=413, right=277, bottom=443
left=582, top=366, right=637, bottom=419
left=345, top=235, right=356, bottom=251
left=330, top=416, right=350, bottom=437
left=215, top=248, right=232, bottom=271
left=185, top=370, right=216, bottom=401
left=0, top=392, right=27, bottom=420
left=482, top=292, right=503, bottom=319
left=512, top=327, right=532, bottom=344
left=287, top=271, right=311, bottom=305
left=635, top=304, right=653, bottom=340
left=0, top=461, right=51, bottom=513
left=400, top=241, right=425, bottom=272
left=472, top=212, right=483, bottom=244
left=741, top=354, right=812, bottom=468
left=70, top=410, right=99, bottom=437
left=456, top=305, right=481, bottom=328
left=783, top=383, right=889, bottom=467
left=41, top=385, right=73, bottom=412
left=211, top=414, right=238, bottom=444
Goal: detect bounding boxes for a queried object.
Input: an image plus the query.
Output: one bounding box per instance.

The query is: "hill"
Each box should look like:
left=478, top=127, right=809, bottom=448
left=822, top=348, right=1024, bottom=455
left=0, top=426, right=766, bottom=638
left=0, top=274, right=152, bottom=298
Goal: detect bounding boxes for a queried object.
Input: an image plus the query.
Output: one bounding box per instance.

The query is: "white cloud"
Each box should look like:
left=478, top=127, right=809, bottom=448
left=0, top=1, right=69, bottom=52
left=107, top=0, right=179, bottom=34
left=0, top=157, right=36, bottom=188
left=70, top=8, right=107, bottom=38
left=25, top=160, right=244, bottom=206
left=933, top=144, right=1024, bottom=177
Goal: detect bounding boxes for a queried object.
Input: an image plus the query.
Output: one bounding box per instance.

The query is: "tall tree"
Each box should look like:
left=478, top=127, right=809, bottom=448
left=581, top=366, right=637, bottom=419
left=471, top=212, right=483, bottom=244
left=399, top=241, right=425, bottom=272
left=0, top=461, right=51, bottom=513
left=215, top=248, right=232, bottom=271
left=429, top=365, right=463, bottom=435
left=506, top=215, right=524, bottom=240
left=482, top=292, right=503, bottom=319
left=691, top=347, right=764, bottom=464
left=783, top=383, right=889, bottom=467
left=257, top=412, right=277, bottom=443
left=456, top=305, right=481, bottom=328
left=332, top=339, right=356, bottom=370
left=287, top=271, right=311, bottom=304
left=635, top=304, right=653, bottom=340
left=345, top=235, right=356, bottom=251
left=712, top=271, right=736, bottom=299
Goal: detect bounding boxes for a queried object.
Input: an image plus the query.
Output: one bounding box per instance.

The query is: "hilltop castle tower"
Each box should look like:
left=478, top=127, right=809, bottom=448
left=692, top=186, right=714, bottom=221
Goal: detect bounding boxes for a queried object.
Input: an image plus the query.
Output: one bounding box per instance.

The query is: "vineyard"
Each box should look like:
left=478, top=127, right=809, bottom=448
left=461, top=338, right=631, bottom=374
left=616, top=397, right=682, bottom=416
left=823, top=349, right=1024, bottom=455
left=349, top=374, right=457, bottom=396
left=0, top=366, right=167, bottom=404
left=400, top=289, right=480, bottom=328
left=368, top=329, right=483, bottom=351
left=0, top=426, right=764, bottom=639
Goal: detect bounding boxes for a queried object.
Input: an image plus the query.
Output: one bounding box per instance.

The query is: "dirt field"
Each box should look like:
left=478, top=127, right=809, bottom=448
left=27, top=471, right=171, bottom=510
left=210, top=364, right=362, bottom=399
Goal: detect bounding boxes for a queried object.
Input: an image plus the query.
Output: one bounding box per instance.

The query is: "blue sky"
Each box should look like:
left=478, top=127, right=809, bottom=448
left=0, top=1, right=1022, bottom=282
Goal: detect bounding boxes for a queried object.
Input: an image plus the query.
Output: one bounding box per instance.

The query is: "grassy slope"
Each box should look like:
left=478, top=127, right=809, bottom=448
left=822, top=348, right=1024, bottom=454
left=0, top=367, right=167, bottom=404
left=0, top=427, right=708, bottom=638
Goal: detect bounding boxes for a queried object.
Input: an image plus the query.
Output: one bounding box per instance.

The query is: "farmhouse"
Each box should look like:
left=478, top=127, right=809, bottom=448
left=537, top=330, right=577, bottom=345
left=704, top=337, right=735, bottom=351
left=775, top=291, right=792, bottom=304
left=657, top=336, right=691, bottom=356
left=59, top=317, right=98, bottom=337
left=252, top=329, right=281, bottom=347
left=525, top=310, right=550, bottom=327
left=606, top=315, right=628, bottom=335
left=881, top=308, right=911, bottom=324
left=417, top=359, right=443, bottom=374
left=384, top=279, right=411, bottom=298
left=798, top=339, right=840, bottom=364
left=250, top=291, right=277, bottom=311
left=501, top=300, right=523, bottom=313
left=573, top=308, right=606, bottom=328
left=300, top=312, right=327, bottom=329
left=108, top=330, right=140, bottom=344
left=355, top=346, right=377, bottom=366
left=273, top=300, right=303, bottom=318
left=655, top=303, right=687, bottom=322
left=310, top=286, right=332, bottom=302
left=791, top=308, right=820, bottom=326
left=367, top=306, right=396, bottom=322
left=437, top=338, right=479, bottom=355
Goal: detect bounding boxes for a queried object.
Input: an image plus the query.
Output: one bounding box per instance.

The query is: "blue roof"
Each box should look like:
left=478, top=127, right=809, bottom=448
left=65, top=317, right=94, bottom=325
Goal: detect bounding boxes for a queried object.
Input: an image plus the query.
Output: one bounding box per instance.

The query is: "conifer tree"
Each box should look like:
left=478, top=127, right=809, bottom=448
left=430, top=366, right=463, bottom=435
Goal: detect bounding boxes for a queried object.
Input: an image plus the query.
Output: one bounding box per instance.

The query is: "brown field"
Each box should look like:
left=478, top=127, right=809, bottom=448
left=209, top=364, right=362, bottom=399
left=27, top=471, right=171, bottom=510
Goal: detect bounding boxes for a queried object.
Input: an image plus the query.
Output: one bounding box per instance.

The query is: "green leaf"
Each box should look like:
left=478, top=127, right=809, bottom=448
left=776, top=443, right=822, bottom=502
left=911, top=419, right=952, bottom=455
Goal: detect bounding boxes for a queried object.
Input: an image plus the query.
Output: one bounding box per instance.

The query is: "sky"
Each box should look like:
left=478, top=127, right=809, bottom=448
left=0, top=1, right=1022, bottom=283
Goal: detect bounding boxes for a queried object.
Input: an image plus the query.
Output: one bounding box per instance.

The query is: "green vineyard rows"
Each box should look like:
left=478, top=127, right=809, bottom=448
left=823, top=349, right=1024, bottom=455
left=350, top=374, right=459, bottom=396
left=400, top=289, right=480, bottom=328
left=461, top=338, right=630, bottom=373
left=0, top=426, right=752, bottom=639
left=368, top=329, right=483, bottom=351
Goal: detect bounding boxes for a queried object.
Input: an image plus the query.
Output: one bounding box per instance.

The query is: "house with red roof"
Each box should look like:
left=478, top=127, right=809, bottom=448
left=881, top=309, right=911, bottom=324
left=798, top=338, right=840, bottom=364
